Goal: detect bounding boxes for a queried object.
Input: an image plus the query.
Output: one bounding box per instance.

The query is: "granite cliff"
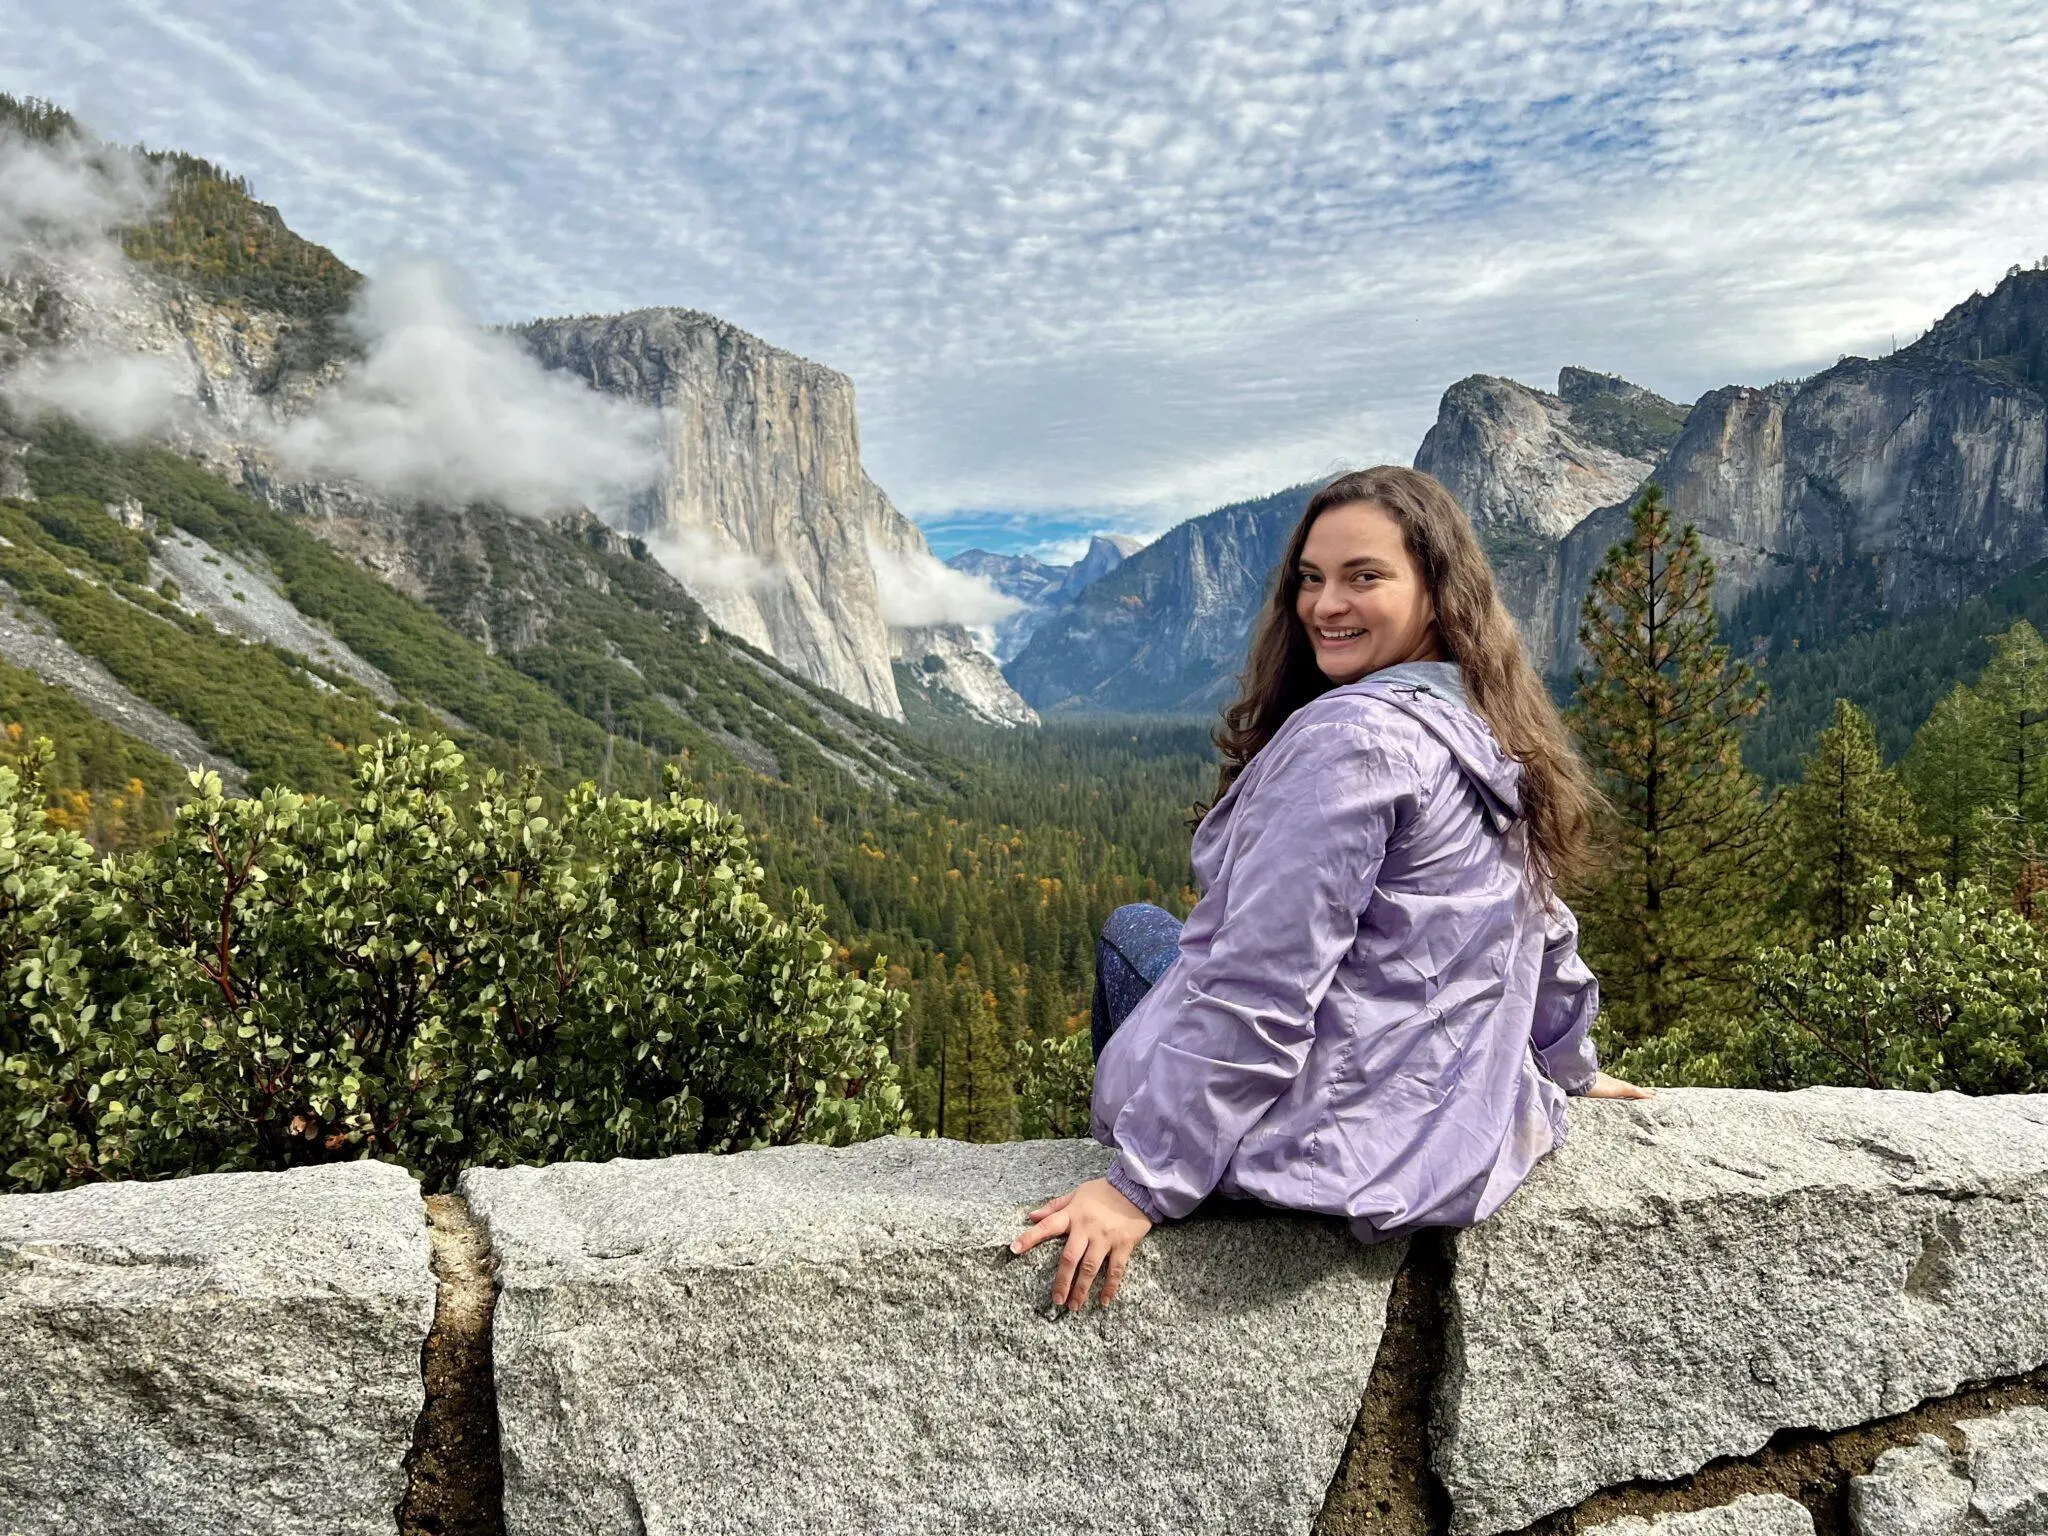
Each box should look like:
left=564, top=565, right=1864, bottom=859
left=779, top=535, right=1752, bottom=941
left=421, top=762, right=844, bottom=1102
left=1540, top=273, right=2048, bottom=672
left=1010, top=268, right=2048, bottom=706
left=518, top=308, right=1035, bottom=724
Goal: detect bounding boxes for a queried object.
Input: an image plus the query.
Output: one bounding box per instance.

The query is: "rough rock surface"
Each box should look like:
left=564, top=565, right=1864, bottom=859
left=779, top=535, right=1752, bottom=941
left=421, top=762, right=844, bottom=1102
left=1851, top=1409, right=2048, bottom=1536
left=0, top=1160, right=435, bottom=1536
left=464, top=1136, right=1405, bottom=1536
left=1434, top=1090, right=2048, bottom=1536
left=518, top=309, right=918, bottom=719
left=892, top=621, right=1041, bottom=726
left=1583, top=1494, right=1816, bottom=1536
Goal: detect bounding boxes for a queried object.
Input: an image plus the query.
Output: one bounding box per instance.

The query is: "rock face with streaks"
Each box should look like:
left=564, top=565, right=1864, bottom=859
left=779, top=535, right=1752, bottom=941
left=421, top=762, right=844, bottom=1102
left=461, top=1136, right=1406, bottom=1536
left=518, top=308, right=1032, bottom=726
left=518, top=308, right=910, bottom=718
left=1432, top=1088, right=2048, bottom=1536
left=0, top=1161, right=435, bottom=1536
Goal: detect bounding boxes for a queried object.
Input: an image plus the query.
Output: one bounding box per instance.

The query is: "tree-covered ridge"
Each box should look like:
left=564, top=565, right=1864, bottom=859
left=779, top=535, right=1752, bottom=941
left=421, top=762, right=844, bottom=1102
left=1, top=91, right=362, bottom=330
left=1564, top=388, right=1691, bottom=462
left=1737, top=553, right=2048, bottom=784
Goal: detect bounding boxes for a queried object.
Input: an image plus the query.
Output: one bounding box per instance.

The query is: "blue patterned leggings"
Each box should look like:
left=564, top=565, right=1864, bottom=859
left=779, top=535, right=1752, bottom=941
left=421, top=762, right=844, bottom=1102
left=1091, top=902, right=1185, bottom=1061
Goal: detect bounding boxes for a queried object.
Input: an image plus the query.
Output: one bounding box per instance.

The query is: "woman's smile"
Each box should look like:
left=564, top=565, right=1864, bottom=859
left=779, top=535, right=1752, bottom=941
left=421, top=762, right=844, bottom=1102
left=1293, top=501, right=1444, bottom=683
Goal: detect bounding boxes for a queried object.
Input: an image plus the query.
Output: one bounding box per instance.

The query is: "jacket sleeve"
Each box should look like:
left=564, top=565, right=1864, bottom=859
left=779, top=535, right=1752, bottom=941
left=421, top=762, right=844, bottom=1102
left=1103, top=720, right=1410, bottom=1222
left=1530, top=897, right=1601, bottom=1093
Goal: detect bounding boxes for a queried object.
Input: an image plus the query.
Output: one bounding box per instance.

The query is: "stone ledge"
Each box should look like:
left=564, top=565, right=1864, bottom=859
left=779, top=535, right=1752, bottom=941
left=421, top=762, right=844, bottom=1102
left=461, top=1137, right=1408, bottom=1536
left=0, top=1160, right=436, bottom=1536
left=1435, top=1090, right=2048, bottom=1536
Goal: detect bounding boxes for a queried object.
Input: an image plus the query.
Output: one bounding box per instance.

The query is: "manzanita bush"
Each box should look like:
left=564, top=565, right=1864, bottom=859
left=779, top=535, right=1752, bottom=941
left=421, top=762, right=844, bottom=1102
left=1615, top=875, right=2048, bottom=1093
left=0, top=733, right=909, bottom=1191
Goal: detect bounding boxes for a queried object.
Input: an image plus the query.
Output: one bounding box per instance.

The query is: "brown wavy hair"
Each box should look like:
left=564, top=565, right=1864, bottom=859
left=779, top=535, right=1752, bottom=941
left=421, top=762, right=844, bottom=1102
left=1203, top=466, right=1596, bottom=889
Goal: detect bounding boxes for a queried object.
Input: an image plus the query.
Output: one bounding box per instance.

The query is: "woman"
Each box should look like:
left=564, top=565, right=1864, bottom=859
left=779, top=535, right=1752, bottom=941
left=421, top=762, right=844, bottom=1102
left=1010, top=466, right=1651, bottom=1310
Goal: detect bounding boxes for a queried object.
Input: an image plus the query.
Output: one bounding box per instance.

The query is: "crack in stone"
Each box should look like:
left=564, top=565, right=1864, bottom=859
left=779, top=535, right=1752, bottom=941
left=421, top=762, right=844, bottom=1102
left=398, top=1193, right=507, bottom=1536
left=1505, top=1364, right=2048, bottom=1536
left=1317, top=1231, right=1454, bottom=1536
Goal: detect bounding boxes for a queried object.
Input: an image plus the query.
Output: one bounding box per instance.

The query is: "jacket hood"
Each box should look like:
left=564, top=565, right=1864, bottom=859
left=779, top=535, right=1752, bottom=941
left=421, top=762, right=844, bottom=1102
left=1337, top=668, right=1523, bottom=834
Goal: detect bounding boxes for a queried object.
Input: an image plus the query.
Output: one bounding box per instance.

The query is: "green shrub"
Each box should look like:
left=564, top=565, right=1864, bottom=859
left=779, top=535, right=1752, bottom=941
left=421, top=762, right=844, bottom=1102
left=1616, top=877, right=2048, bottom=1092
left=0, top=732, right=909, bottom=1190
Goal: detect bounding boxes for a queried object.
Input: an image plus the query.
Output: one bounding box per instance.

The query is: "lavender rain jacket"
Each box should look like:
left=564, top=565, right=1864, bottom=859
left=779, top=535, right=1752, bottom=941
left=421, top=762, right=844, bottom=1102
left=1090, top=661, right=1601, bottom=1243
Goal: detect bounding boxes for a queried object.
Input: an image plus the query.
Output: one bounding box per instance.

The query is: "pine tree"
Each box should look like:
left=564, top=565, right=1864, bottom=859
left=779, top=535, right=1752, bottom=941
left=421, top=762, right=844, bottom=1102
left=1774, top=698, right=1923, bottom=943
left=1905, top=683, right=2000, bottom=884
left=1972, top=621, right=2048, bottom=910
left=1568, top=483, right=1773, bottom=1043
left=940, top=957, right=1017, bottom=1142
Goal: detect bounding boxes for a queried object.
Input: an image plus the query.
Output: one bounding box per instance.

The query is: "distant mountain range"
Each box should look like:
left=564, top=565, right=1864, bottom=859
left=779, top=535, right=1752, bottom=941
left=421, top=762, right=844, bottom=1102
left=945, top=534, right=1141, bottom=661
left=1003, top=267, right=2048, bottom=766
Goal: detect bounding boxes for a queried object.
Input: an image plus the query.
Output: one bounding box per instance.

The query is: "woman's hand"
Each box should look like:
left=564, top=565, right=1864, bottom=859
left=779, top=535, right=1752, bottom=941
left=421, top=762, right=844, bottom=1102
left=1584, top=1070, right=1655, bottom=1099
left=1010, top=1177, right=1153, bottom=1310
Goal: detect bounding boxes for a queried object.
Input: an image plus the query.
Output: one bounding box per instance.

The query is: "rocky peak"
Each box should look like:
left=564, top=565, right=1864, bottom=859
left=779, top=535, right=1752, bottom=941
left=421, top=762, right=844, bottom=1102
left=1414, top=373, right=1661, bottom=545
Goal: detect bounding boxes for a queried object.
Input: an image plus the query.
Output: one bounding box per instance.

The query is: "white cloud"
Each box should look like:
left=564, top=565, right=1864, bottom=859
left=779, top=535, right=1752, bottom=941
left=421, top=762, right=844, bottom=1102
left=0, top=128, right=189, bottom=439
left=0, top=127, right=159, bottom=268
left=866, top=538, right=1023, bottom=632
left=2, top=346, right=186, bottom=440
left=644, top=526, right=783, bottom=598
left=6, top=2, right=2046, bottom=534
left=266, top=259, right=663, bottom=517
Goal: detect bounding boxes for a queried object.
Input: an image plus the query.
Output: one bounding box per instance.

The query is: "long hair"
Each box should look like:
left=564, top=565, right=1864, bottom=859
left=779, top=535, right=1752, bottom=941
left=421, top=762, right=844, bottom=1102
left=1204, top=466, right=1597, bottom=889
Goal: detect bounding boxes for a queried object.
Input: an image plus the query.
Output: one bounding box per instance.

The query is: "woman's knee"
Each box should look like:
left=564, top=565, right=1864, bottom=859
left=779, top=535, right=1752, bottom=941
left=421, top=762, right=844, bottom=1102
left=1101, top=901, right=1170, bottom=947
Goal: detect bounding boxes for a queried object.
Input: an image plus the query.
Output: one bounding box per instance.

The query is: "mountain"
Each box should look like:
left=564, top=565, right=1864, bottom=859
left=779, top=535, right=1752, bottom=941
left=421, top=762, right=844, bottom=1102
left=1415, top=368, right=1686, bottom=668
left=0, top=95, right=977, bottom=845
left=0, top=94, right=1030, bottom=735
left=948, top=533, right=1142, bottom=661
left=1539, top=272, right=2048, bottom=674
left=1003, top=487, right=1312, bottom=713
left=1007, top=266, right=2048, bottom=758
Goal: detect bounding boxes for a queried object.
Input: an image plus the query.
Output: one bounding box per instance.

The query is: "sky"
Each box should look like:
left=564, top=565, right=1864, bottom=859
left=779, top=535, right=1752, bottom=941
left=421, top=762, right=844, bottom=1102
left=4, top=1, right=2044, bottom=556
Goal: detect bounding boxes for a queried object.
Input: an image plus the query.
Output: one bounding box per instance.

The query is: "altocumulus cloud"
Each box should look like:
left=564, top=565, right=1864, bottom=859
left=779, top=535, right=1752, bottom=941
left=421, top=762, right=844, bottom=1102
left=7, top=1, right=2046, bottom=534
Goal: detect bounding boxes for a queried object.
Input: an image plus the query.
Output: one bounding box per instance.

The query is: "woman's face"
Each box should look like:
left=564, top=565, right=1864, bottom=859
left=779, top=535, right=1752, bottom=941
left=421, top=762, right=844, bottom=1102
left=1294, top=501, right=1443, bottom=685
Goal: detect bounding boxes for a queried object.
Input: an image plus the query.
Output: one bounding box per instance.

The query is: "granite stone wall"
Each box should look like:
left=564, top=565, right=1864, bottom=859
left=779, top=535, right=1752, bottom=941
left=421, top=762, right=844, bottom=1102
left=4, top=1089, right=2046, bottom=1536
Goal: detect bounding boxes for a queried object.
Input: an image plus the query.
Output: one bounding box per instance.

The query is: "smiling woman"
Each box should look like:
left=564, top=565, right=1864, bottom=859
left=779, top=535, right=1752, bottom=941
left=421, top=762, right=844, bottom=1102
left=1013, top=465, right=1651, bottom=1312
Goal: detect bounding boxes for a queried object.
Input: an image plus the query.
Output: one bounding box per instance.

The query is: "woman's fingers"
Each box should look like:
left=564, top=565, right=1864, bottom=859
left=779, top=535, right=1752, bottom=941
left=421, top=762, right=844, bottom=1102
left=1052, top=1231, right=1092, bottom=1309
left=1586, top=1070, right=1656, bottom=1100
left=1064, top=1242, right=1107, bottom=1312
left=1010, top=1208, right=1069, bottom=1256
left=1098, top=1248, right=1130, bottom=1307
left=1026, top=1190, right=1076, bottom=1221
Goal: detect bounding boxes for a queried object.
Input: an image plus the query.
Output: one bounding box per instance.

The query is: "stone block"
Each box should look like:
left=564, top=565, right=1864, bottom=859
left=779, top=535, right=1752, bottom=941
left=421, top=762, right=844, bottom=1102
left=0, top=1161, right=436, bottom=1536
left=1850, top=1409, right=2048, bottom=1536
left=1434, top=1089, right=2048, bottom=1536
left=463, top=1136, right=1405, bottom=1536
left=1583, top=1493, right=1816, bottom=1536
left=1961, top=1407, right=2048, bottom=1536
left=1852, top=1437, right=1973, bottom=1536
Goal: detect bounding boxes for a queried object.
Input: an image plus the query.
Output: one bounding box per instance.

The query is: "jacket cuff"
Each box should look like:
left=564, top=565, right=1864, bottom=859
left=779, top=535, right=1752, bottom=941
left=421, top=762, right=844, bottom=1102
left=1104, top=1156, right=1166, bottom=1223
